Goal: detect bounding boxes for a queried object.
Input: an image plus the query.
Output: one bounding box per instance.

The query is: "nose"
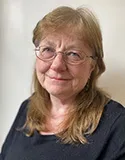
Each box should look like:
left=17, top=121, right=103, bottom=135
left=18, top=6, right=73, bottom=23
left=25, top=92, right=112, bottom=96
left=50, top=53, right=67, bottom=72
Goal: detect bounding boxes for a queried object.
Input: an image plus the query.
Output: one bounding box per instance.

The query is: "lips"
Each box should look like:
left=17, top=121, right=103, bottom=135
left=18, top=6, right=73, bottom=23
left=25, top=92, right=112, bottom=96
left=50, top=77, right=66, bottom=80
left=46, top=75, right=70, bottom=81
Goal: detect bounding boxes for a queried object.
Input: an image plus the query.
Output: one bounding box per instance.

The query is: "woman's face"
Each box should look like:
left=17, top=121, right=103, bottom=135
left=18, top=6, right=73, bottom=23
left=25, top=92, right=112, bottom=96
left=35, top=33, right=94, bottom=100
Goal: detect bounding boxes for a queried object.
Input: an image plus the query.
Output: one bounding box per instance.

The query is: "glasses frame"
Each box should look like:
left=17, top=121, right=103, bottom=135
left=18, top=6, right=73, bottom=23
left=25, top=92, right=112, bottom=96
left=35, top=46, right=97, bottom=65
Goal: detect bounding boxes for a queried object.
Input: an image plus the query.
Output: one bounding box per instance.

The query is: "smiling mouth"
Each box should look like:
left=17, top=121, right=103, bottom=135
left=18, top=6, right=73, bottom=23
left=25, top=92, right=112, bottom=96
left=47, top=75, right=70, bottom=81
left=50, top=77, right=68, bottom=81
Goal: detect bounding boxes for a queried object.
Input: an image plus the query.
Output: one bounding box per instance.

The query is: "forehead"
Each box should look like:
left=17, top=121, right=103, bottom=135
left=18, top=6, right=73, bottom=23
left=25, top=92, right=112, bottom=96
left=40, top=32, right=90, bottom=50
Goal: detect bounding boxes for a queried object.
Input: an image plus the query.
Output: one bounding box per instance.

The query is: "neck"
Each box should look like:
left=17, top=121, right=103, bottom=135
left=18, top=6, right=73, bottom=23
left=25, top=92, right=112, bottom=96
left=49, top=94, right=75, bottom=117
left=41, top=95, right=76, bottom=134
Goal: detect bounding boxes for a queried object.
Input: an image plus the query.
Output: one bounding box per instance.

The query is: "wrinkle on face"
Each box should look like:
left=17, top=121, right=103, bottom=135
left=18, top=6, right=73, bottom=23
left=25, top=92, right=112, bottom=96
left=35, top=32, right=94, bottom=101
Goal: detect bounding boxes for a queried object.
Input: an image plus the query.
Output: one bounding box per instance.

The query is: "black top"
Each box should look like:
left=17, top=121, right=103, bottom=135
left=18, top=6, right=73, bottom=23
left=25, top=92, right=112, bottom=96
left=1, top=99, right=125, bottom=160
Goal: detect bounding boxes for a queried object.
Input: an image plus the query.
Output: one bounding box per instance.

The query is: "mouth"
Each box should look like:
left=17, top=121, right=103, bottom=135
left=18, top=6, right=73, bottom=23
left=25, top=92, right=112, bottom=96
left=47, top=75, right=71, bottom=81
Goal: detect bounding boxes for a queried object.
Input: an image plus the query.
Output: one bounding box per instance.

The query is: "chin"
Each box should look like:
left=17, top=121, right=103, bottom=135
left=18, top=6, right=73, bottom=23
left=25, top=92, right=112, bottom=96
left=46, top=87, right=69, bottom=97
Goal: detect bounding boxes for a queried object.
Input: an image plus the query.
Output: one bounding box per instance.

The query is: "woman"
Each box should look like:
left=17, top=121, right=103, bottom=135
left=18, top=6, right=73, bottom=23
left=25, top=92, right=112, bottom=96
left=1, top=6, right=125, bottom=160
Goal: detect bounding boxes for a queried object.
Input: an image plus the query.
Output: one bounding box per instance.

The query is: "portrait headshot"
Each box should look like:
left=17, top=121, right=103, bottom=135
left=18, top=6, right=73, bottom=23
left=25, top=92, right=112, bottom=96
left=0, top=1, right=125, bottom=160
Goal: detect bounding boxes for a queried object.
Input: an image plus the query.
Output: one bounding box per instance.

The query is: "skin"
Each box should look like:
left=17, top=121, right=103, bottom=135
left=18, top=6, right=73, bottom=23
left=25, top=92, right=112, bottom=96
left=35, top=33, right=95, bottom=133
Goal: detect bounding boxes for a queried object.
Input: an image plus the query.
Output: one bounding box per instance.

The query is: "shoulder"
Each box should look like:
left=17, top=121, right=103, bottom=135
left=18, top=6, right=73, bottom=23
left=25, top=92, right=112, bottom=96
left=9, top=99, right=30, bottom=129
left=101, top=100, right=125, bottom=157
left=103, top=99, right=125, bottom=120
left=6, top=99, right=30, bottom=131
left=97, top=99, right=125, bottom=135
left=18, top=99, right=29, bottom=115
left=100, top=99, right=125, bottom=136
left=15, top=99, right=30, bottom=127
left=0, top=99, right=30, bottom=158
left=17, top=99, right=29, bottom=114
left=105, top=99, right=125, bottom=113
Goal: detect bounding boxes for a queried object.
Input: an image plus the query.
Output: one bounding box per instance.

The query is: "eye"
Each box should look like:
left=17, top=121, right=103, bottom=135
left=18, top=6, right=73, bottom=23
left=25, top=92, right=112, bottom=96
left=68, top=52, right=80, bottom=57
left=39, top=46, right=55, bottom=59
left=41, top=47, right=54, bottom=53
left=66, top=51, right=81, bottom=61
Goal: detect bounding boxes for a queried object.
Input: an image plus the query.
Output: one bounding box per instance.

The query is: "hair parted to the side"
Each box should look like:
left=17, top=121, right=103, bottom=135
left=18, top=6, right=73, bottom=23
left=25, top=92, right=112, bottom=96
left=23, top=6, right=110, bottom=144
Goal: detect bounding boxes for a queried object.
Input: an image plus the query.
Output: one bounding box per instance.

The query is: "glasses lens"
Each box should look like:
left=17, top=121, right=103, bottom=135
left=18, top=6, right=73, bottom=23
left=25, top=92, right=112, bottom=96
left=65, top=51, right=85, bottom=64
left=36, top=47, right=55, bottom=60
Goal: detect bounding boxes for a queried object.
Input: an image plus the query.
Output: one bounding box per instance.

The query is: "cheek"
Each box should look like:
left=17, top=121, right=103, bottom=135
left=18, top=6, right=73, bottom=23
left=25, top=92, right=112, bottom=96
left=81, top=66, right=92, bottom=80
left=74, top=63, right=92, bottom=78
left=35, top=59, right=51, bottom=85
left=35, top=59, right=50, bottom=73
left=71, top=64, right=92, bottom=88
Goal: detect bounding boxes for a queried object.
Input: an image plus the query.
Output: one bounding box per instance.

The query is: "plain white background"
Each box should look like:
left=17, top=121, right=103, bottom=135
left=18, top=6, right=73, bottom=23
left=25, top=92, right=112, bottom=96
left=0, top=0, right=125, bottom=149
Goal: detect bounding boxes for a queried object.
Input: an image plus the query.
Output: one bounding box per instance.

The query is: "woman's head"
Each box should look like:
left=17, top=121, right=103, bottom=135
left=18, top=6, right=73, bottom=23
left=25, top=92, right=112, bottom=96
left=25, top=6, right=109, bottom=144
left=32, top=6, right=105, bottom=97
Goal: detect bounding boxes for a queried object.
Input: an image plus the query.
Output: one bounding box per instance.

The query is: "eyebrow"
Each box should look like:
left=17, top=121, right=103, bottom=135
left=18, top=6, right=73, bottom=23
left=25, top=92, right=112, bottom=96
left=40, top=40, right=88, bottom=52
left=41, top=41, right=56, bottom=48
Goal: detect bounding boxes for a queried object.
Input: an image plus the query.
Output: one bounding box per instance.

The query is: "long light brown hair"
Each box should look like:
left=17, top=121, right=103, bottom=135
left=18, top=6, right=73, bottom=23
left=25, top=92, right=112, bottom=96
left=23, top=6, right=110, bottom=144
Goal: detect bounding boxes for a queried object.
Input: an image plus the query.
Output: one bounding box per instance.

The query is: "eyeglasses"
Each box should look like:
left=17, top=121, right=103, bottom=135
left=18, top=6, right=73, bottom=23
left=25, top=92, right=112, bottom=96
left=35, top=46, right=97, bottom=65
